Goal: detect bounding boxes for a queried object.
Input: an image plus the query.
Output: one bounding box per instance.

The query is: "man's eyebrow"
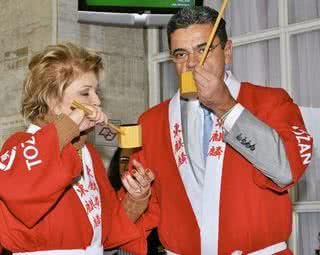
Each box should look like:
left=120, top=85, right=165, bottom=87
left=172, top=48, right=187, bottom=54
left=172, top=42, right=209, bottom=54
left=196, top=42, right=208, bottom=48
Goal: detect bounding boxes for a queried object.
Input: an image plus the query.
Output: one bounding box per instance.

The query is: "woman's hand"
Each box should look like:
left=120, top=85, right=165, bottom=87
left=121, top=159, right=155, bottom=200
left=69, top=104, right=108, bottom=132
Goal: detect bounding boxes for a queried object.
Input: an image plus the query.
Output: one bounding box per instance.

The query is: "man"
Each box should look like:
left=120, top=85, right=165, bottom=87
left=124, top=6, right=313, bottom=255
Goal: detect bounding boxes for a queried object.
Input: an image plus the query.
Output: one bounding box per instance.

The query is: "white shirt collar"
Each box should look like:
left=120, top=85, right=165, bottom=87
left=224, top=70, right=241, bottom=100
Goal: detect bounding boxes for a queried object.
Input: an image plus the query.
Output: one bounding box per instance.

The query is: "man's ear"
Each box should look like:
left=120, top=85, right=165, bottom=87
left=224, top=40, right=233, bottom=65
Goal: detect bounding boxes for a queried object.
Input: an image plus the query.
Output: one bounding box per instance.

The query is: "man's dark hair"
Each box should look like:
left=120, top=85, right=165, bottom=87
left=167, top=6, right=228, bottom=50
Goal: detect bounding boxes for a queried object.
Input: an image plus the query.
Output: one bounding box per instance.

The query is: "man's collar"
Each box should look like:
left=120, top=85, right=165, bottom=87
left=224, top=70, right=241, bottom=100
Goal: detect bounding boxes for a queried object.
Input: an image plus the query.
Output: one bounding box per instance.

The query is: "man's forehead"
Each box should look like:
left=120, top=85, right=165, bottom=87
left=172, top=23, right=212, bottom=35
left=170, top=33, right=219, bottom=51
left=171, top=24, right=215, bottom=39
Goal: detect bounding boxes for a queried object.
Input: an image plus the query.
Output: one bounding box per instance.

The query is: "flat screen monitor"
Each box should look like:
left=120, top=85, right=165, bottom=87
left=78, top=0, right=204, bottom=26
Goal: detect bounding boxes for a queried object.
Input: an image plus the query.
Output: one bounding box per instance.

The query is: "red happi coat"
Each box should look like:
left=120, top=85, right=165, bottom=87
left=0, top=124, right=142, bottom=253
left=123, top=83, right=312, bottom=255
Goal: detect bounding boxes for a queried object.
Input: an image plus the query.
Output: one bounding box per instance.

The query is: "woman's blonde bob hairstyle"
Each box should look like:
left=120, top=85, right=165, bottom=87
left=21, top=42, right=103, bottom=121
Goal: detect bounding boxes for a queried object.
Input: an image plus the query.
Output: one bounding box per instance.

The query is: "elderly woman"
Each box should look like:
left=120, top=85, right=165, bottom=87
left=0, top=43, right=153, bottom=254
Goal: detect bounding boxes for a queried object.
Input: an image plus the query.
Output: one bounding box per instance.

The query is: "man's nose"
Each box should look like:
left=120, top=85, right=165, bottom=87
left=186, top=52, right=199, bottom=70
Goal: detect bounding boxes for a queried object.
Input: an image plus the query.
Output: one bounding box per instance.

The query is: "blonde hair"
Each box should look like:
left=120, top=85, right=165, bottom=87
left=21, top=42, right=103, bottom=121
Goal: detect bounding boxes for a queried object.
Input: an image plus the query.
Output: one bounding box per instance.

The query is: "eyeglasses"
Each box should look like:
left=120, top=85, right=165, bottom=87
left=171, top=42, right=221, bottom=64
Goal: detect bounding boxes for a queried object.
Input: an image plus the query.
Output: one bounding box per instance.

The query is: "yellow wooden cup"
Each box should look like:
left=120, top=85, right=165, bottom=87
left=118, top=124, right=142, bottom=149
left=180, top=71, right=198, bottom=98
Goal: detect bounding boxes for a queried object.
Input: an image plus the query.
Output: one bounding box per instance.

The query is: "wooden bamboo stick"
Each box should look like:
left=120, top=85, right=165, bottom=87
left=71, top=100, right=123, bottom=134
left=199, top=0, right=229, bottom=66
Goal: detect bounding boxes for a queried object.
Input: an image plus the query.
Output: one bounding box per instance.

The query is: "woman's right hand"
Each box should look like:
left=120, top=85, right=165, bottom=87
left=68, top=105, right=109, bottom=132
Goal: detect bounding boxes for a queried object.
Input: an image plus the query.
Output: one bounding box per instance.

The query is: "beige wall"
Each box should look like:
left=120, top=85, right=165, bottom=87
left=0, top=0, right=148, bottom=162
left=0, top=0, right=53, bottom=145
